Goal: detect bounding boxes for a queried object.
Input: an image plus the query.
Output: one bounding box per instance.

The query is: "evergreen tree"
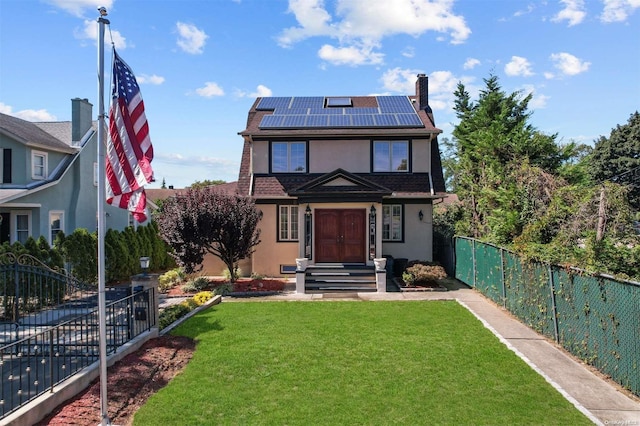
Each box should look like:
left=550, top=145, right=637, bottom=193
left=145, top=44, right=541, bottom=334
left=587, top=111, right=640, bottom=209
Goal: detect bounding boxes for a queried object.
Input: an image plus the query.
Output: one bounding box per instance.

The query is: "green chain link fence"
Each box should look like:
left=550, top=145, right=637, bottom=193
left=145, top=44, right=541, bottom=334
left=455, top=236, right=640, bottom=397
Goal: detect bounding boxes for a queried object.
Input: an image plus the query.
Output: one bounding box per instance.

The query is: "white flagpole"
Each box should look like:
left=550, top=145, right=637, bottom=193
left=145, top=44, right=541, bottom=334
left=97, top=7, right=110, bottom=426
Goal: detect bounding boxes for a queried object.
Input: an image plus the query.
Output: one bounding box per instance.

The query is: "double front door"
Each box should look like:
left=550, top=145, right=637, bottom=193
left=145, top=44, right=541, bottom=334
left=315, top=209, right=366, bottom=263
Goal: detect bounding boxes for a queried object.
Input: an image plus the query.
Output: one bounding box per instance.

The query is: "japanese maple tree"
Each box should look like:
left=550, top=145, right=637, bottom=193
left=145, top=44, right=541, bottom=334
left=155, top=187, right=262, bottom=281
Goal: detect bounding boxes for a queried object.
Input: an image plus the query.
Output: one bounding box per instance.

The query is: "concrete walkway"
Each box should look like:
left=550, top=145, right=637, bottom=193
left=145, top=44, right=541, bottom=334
left=225, top=283, right=640, bottom=425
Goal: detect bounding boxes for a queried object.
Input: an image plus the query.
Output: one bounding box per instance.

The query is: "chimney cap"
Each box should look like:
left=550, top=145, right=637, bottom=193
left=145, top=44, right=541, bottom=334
left=417, top=73, right=426, bottom=77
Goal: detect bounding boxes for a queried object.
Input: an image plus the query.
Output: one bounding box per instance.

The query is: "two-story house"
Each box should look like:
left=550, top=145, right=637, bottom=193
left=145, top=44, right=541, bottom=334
left=0, top=98, right=132, bottom=246
left=236, top=74, right=446, bottom=288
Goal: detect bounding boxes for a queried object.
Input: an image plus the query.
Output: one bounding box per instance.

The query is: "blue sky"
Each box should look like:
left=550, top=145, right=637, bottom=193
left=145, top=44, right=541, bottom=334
left=1, top=0, right=639, bottom=189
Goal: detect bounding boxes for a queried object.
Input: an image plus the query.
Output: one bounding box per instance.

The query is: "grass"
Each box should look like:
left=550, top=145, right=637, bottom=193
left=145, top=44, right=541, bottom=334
left=133, top=301, right=592, bottom=425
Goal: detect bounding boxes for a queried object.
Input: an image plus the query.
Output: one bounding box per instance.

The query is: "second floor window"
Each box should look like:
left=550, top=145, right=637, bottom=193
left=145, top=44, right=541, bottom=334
left=272, top=142, right=306, bottom=173
left=373, top=141, right=408, bottom=172
left=32, top=151, right=47, bottom=180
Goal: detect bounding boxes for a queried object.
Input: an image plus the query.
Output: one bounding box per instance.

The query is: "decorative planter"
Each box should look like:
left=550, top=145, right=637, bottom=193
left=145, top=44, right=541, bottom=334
left=295, top=258, right=308, bottom=271
left=374, top=258, right=387, bottom=271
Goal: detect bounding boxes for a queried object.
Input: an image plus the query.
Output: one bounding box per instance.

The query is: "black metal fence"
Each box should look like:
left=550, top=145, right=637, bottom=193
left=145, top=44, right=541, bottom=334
left=455, top=236, right=640, bottom=397
left=0, top=253, right=157, bottom=418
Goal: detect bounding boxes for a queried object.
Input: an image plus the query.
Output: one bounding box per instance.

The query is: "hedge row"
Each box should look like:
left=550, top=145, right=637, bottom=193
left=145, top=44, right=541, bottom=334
left=0, top=222, right=175, bottom=284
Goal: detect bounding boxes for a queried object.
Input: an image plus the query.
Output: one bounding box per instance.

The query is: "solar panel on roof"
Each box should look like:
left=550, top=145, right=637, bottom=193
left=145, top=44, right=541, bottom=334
left=378, top=96, right=415, bottom=113
left=257, top=97, right=292, bottom=110
left=259, top=115, right=285, bottom=127
left=309, top=107, right=344, bottom=115
left=374, top=114, right=398, bottom=126
left=274, top=108, right=309, bottom=115
left=351, top=115, right=376, bottom=127
left=306, top=115, right=329, bottom=127
left=282, top=115, right=307, bottom=127
left=291, top=97, right=324, bottom=109
left=344, top=107, right=379, bottom=114
left=329, top=115, right=351, bottom=127
left=396, top=113, right=423, bottom=126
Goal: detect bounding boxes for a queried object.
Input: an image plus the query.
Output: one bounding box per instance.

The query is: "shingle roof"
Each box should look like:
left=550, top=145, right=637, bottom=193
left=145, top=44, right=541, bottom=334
left=0, top=113, right=76, bottom=153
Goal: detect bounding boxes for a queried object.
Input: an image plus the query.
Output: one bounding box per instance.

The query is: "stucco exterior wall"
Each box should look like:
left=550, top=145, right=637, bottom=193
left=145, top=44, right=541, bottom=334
left=381, top=203, right=433, bottom=262
left=250, top=204, right=299, bottom=277
left=411, top=138, right=431, bottom=173
left=309, top=139, right=370, bottom=173
left=200, top=253, right=252, bottom=278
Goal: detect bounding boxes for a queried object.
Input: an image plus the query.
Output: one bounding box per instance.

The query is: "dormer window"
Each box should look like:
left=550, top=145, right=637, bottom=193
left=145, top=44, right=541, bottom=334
left=325, top=97, right=352, bottom=107
left=31, top=150, right=47, bottom=180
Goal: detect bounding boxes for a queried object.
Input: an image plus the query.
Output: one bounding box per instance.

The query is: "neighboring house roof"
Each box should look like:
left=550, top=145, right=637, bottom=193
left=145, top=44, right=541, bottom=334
left=145, top=181, right=240, bottom=209
left=0, top=113, right=96, bottom=204
left=0, top=113, right=76, bottom=154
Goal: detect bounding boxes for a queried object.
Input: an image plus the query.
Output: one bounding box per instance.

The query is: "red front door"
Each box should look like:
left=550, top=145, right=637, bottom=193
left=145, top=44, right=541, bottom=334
left=315, top=209, right=366, bottom=263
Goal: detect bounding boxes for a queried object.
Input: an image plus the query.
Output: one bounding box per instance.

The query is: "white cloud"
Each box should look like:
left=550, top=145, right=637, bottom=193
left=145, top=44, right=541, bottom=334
left=550, top=52, right=590, bottom=76
left=0, top=102, right=57, bottom=121
left=278, top=0, right=471, bottom=65
left=137, top=74, right=165, bottom=85
left=601, top=0, right=640, bottom=22
left=250, top=85, right=273, bottom=97
left=318, top=43, right=384, bottom=66
left=401, top=46, right=415, bottom=58
left=176, top=22, right=208, bottom=54
left=380, top=68, right=461, bottom=111
left=380, top=67, right=423, bottom=93
left=76, top=19, right=127, bottom=49
left=505, top=56, right=534, bottom=77
left=463, top=58, right=480, bottom=70
left=195, top=82, right=224, bottom=97
left=552, top=0, right=587, bottom=26
left=520, top=84, right=549, bottom=109
left=44, top=0, right=114, bottom=18
left=236, top=84, right=273, bottom=98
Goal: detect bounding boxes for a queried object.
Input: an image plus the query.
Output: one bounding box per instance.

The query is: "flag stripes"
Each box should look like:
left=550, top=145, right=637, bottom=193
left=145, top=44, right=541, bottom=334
left=106, top=49, right=154, bottom=222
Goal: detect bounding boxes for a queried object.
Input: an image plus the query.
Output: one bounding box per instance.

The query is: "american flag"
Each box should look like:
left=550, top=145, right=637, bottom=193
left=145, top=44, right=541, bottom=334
left=106, top=49, right=154, bottom=222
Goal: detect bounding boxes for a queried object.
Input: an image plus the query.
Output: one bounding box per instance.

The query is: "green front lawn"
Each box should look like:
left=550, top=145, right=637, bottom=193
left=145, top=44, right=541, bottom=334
left=133, top=301, right=591, bottom=425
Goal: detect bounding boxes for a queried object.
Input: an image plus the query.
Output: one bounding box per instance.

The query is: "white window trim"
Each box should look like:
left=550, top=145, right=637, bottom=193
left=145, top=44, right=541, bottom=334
left=31, top=150, right=48, bottom=180
left=382, top=204, right=403, bottom=241
left=11, top=210, right=32, bottom=244
left=49, top=210, right=65, bottom=245
left=278, top=205, right=299, bottom=241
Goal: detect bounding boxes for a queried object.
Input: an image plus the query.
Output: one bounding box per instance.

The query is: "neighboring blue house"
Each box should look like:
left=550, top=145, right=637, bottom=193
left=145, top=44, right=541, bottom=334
left=0, top=98, right=134, bottom=246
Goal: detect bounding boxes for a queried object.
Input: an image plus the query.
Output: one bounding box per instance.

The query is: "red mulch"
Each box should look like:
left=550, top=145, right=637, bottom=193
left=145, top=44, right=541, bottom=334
left=38, top=335, right=195, bottom=426
left=167, top=278, right=287, bottom=296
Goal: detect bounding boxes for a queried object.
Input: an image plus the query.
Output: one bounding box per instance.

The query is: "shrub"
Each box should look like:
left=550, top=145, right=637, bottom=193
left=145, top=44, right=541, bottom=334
left=213, top=283, right=234, bottom=296
left=402, top=262, right=447, bottom=287
left=159, top=268, right=185, bottom=293
left=181, top=276, right=210, bottom=293
left=158, top=303, right=192, bottom=329
left=222, top=267, right=242, bottom=281
left=193, top=291, right=213, bottom=305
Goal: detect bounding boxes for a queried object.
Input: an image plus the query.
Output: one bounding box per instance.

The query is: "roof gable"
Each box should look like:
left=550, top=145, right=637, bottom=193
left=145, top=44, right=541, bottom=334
left=288, top=168, right=391, bottom=200
left=0, top=113, right=75, bottom=153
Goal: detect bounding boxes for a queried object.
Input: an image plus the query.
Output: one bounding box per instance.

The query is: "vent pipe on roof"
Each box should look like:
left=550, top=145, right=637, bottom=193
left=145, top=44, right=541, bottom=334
left=415, top=74, right=431, bottom=113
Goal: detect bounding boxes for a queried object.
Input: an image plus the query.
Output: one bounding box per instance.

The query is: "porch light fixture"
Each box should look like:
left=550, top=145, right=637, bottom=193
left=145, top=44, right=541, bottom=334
left=370, top=205, right=376, bottom=218
left=418, top=210, right=424, bottom=221
left=305, top=204, right=311, bottom=216
left=139, top=256, right=150, bottom=275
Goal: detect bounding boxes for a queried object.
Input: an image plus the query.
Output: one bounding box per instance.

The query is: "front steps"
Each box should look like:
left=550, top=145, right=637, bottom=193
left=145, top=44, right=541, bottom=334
left=304, top=264, right=377, bottom=292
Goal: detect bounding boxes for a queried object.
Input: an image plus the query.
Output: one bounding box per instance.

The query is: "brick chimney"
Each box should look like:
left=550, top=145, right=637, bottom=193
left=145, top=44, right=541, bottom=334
left=71, top=98, right=93, bottom=144
left=415, top=74, right=430, bottom=112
